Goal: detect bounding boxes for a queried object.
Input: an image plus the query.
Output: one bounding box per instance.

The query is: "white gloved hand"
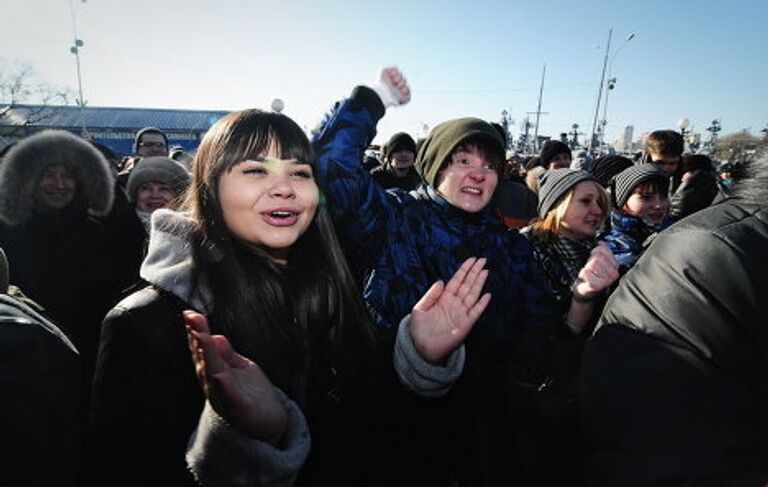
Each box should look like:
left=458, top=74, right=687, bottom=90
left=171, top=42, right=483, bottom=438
left=370, top=66, right=411, bottom=108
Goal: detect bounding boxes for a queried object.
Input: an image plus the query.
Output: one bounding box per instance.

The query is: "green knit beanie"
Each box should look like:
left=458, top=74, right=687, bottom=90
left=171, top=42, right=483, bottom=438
left=415, top=117, right=504, bottom=188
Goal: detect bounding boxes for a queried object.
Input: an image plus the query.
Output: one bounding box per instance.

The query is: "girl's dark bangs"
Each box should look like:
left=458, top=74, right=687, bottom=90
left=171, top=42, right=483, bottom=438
left=272, top=116, right=314, bottom=164
left=223, top=123, right=272, bottom=170
left=222, top=113, right=313, bottom=167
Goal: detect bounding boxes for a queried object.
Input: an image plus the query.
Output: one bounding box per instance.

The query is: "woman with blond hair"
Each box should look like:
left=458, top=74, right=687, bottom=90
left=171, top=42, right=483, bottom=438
left=519, top=168, right=618, bottom=485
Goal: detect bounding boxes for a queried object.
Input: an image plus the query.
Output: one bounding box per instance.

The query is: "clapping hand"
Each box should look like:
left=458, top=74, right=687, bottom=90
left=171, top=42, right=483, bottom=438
left=410, top=257, right=492, bottom=365
left=573, top=243, right=620, bottom=300
left=184, top=310, right=287, bottom=446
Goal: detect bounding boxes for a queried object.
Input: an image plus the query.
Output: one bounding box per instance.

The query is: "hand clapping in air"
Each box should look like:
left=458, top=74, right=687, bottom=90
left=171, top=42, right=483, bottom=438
left=410, top=257, right=492, bottom=365
left=184, top=311, right=288, bottom=446
left=572, top=243, right=619, bottom=301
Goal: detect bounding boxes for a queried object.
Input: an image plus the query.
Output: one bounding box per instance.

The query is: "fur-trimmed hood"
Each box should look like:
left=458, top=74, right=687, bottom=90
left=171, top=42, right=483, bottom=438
left=0, top=130, right=115, bottom=226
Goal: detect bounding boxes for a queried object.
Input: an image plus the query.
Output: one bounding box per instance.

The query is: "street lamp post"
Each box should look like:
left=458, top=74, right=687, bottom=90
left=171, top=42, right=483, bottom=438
left=69, top=0, right=86, bottom=108
left=590, top=28, right=612, bottom=156
left=597, top=32, right=636, bottom=155
left=270, top=98, right=285, bottom=113
left=68, top=0, right=88, bottom=137
left=599, top=77, right=616, bottom=152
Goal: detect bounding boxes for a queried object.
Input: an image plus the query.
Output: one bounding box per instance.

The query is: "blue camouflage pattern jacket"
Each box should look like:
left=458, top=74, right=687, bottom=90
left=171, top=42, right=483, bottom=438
left=311, top=86, right=582, bottom=486
left=599, top=211, right=670, bottom=274
left=311, top=86, right=559, bottom=387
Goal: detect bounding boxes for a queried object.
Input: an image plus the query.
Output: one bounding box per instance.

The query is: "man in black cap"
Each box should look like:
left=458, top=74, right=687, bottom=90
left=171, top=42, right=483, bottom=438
left=370, top=131, right=421, bottom=191
left=539, top=140, right=572, bottom=170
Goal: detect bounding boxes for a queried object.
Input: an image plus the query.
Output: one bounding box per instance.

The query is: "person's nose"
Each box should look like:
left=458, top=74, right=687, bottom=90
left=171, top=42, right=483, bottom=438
left=53, top=175, right=67, bottom=189
left=468, top=166, right=487, bottom=181
left=268, top=176, right=296, bottom=198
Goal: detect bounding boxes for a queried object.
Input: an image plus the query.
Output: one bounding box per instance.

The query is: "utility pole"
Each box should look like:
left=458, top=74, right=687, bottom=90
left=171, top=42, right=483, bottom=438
left=590, top=28, right=613, bottom=156
left=532, top=63, right=546, bottom=152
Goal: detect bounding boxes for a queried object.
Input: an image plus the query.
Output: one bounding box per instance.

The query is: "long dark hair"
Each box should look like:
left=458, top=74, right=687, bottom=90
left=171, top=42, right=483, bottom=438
left=183, top=109, right=378, bottom=399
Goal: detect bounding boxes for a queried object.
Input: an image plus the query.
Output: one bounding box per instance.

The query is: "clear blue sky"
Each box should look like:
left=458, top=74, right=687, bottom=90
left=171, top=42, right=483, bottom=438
left=2, top=0, right=766, bottom=145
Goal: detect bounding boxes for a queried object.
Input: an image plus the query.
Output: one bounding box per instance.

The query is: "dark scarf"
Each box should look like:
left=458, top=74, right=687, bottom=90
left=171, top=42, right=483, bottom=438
left=529, top=232, right=595, bottom=307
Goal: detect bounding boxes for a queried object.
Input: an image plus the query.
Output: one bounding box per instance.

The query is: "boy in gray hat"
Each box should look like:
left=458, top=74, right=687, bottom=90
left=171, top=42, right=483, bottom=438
left=599, top=164, right=671, bottom=272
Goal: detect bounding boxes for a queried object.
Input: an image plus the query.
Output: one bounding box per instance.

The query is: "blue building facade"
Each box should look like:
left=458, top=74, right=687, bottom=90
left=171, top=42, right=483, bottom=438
left=0, top=104, right=231, bottom=157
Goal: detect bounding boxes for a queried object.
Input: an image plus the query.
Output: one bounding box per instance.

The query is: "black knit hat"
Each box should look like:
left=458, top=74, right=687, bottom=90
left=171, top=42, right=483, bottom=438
left=591, top=155, right=633, bottom=187
left=385, top=132, right=416, bottom=160
left=415, top=117, right=504, bottom=188
left=539, top=140, right=571, bottom=167
left=537, top=168, right=595, bottom=217
left=611, top=164, right=668, bottom=209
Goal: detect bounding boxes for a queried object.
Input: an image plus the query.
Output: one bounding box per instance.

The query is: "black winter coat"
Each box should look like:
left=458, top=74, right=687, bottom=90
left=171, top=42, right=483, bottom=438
left=86, top=287, right=202, bottom=487
left=370, top=164, right=422, bottom=191
left=0, top=197, right=124, bottom=421
left=0, top=293, right=80, bottom=487
left=87, top=284, right=404, bottom=486
left=581, top=198, right=768, bottom=486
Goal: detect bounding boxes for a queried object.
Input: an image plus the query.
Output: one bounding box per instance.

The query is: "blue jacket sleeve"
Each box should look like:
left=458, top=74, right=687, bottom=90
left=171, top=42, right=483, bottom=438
left=311, top=86, right=398, bottom=267
left=599, top=231, right=640, bottom=271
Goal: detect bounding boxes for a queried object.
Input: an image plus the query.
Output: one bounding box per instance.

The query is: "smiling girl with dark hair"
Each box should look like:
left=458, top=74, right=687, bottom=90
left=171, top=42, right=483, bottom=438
left=88, top=108, right=489, bottom=486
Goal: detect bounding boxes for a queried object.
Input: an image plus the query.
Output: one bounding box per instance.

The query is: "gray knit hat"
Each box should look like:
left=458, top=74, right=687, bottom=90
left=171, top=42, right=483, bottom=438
left=611, top=164, right=668, bottom=209
left=537, top=168, right=595, bottom=217
left=126, top=156, right=191, bottom=202
left=415, top=117, right=504, bottom=188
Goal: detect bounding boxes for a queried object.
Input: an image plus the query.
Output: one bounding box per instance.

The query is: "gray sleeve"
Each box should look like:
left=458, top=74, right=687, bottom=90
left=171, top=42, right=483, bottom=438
left=186, top=388, right=311, bottom=487
left=393, top=314, right=465, bottom=398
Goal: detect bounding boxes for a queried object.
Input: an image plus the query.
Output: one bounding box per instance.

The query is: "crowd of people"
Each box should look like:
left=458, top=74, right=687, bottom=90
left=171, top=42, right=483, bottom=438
left=0, top=67, right=765, bottom=487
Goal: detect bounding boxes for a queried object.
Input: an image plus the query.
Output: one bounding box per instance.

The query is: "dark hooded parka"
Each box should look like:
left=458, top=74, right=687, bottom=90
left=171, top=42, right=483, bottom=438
left=0, top=130, right=122, bottom=419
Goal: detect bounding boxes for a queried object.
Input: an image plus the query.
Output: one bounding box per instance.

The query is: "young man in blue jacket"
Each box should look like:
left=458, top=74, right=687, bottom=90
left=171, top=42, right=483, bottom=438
left=311, top=68, right=617, bottom=486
